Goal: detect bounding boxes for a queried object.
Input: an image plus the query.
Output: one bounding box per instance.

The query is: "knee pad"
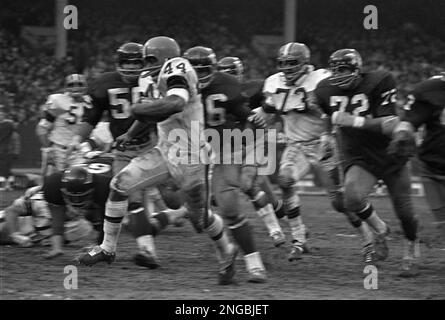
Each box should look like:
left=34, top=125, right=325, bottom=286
left=344, top=189, right=367, bottom=214
left=215, top=190, right=241, bottom=217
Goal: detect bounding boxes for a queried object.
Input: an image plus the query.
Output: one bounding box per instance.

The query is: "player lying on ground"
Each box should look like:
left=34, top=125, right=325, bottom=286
left=315, top=48, right=420, bottom=277
left=0, top=185, right=90, bottom=249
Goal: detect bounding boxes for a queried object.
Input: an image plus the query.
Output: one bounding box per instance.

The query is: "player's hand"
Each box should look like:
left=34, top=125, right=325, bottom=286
left=247, top=112, right=267, bottom=128
left=387, top=130, right=417, bottom=160
left=115, top=133, right=132, bottom=151
left=331, top=111, right=364, bottom=128
left=318, top=134, right=335, bottom=161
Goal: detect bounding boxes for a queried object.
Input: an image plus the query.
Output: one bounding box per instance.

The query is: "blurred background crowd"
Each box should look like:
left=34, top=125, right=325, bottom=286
left=1, top=0, right=444, bottom=125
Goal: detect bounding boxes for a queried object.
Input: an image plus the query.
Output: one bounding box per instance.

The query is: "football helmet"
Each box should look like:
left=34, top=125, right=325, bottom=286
left=116, top=42, right=144, bottom=82
left=65, top=74, right=87, bottom=99
left=183, top=46, right=217, bottom=89
left=328, top=49, right=363, bottom=89
left=61, top=166, right=94, bottom=209
left=142, top=36, right=181, bottom=79
left=277, top=42, right=310, bottom=85
left=217, top=56, right=244, bottom=82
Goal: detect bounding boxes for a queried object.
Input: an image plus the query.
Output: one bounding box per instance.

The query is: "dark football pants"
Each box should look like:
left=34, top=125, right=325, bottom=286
left=344, top=164, right=418, bottom=241
left=419, top=162, right=445, bottom=230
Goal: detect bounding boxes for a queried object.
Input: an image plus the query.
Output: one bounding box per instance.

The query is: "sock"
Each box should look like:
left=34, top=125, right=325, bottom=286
left=230, top=220, right=256, bottom=254
left=149, top=211, right=170, bottom=236
left=356, top=203, right=387, bottom=234
left=357, top=222, right=374, bottom=246
left=206, top=213, right=232, bottom=256
left=287, top=214, right=306, bottom=244
left=136, top=234, right=156, bottom=255
left=244, top=251, right=265, bottom=272
left=100, top=200, right=126, bottom=253
left=256, top=204, right=282, bottom=236
left=128, top=204, right=152, bottom=238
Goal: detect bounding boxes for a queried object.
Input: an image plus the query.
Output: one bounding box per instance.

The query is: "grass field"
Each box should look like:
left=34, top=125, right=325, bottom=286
left=1, top=189, right=444, bottom=300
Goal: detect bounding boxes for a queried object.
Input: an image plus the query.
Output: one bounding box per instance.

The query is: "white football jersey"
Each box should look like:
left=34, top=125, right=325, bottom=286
left=156, top=57, right=204, bottom=163
left=263, top=67, right=331, bottom=142
left=44, top=93, right=92, bottom=145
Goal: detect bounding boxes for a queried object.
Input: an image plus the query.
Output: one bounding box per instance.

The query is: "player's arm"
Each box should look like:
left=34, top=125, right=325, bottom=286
left=131, top=76, right=188, bottom=121
left=331, top=73, right=399, bottom=135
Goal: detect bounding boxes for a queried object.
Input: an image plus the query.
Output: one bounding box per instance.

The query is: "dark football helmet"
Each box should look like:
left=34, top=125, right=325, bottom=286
left=277, top=42, right=310, bottom=85
left=183, top=46, right=217, bottom=89
left=116, top=42, right=144, bottom=82
left=65, top=74, right=87, bottom=99
left=328, top=48, right=363, bottom=89
left=142, top=36, right=181, bottom=79
left=217, top=56, right=244, bottom=82
left=61, top=166, right=94, bottom=209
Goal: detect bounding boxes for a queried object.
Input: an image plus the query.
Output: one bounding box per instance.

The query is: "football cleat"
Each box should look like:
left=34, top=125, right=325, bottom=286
left=271, top=231, right=286, bottom=247
left=133, top=249, right=160, bottom=269
left=218, top=245, right=239, bottom=285
left=247, top=268, right=267, bottom=283
left=374, top=225, right=390, bottom=261
left=288, top=242, right=304, bottom=261
left=362, top=243, right=375, bottom=264
left=77, top=245, right=115, bottom=266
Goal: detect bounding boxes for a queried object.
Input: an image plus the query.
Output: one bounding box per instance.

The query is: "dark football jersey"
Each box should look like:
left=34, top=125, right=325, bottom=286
left=0, top=120, right=14, bottom=154
left=242, top=79, right=265, bottom=110
left=84, top=71, right=157, bottom=145
left=42, top=159, right=113, bottom=217
left=402, top=76, right=445, bottom=175
left=315, top=70, right=403, bottom=176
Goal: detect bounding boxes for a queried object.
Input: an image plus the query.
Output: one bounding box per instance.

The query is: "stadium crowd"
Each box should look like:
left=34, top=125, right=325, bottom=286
left=1, top=0, right=445, bottom=123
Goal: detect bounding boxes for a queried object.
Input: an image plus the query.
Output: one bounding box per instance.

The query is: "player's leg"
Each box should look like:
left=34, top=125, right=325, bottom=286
left=420, top=164, right=445, bottom=240
left=0, top=154, right=7, bottom=190
left=316, top=159, right=374, bottom=254
left=383, top=165, right=420, bottom=277
left=241, top=165, right=285, bottom=247
left=278, top=144, right=311, bottom=261
left=344, top=165, right=389, bottom=262
left=78, top=148, right=170, bottom=266
left=213, top=163, right=267, bottom=282
left=182, top=163, right=239, bottom=285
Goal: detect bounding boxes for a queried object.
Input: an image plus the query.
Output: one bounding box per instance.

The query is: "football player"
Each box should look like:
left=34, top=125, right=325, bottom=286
left=67, top=42, right=167, bottom=268
left=217, top=56, right=286, bottom=248
left=387, top=74, right=445, bottom=240
left=315, top=48, right=420, bottom=276
left=184, top=46, right=268, bottom=283
left=0, top=185, right=91, bottom=248
left=0, top=107, right=17, bottom=190
left=36, top=74, right=91, bottom=176
left=77, top=37, right=238, bottom=285
left=257, top=42, right=354, bottom=262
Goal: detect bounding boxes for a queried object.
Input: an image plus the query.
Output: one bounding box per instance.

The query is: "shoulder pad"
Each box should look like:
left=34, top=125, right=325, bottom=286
left=263, top=73, right=282, bottom=94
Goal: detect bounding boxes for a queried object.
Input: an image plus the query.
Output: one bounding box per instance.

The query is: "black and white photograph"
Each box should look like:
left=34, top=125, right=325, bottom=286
left=0, top=0, right=444, bottom=304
